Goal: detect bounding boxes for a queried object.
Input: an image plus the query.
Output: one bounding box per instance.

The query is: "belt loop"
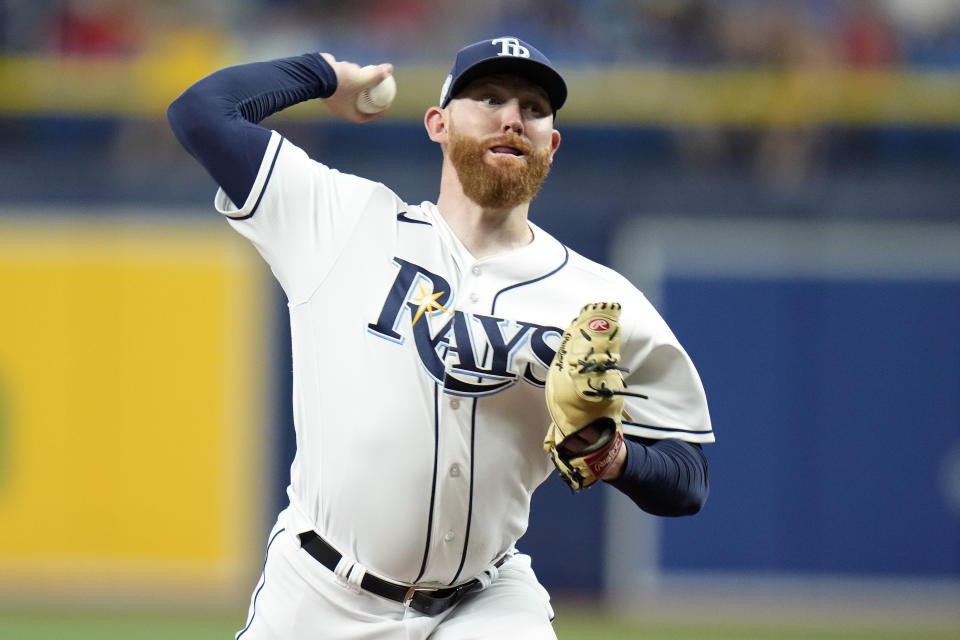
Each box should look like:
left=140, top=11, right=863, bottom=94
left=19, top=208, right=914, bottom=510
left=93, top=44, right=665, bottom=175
left=475, top=563, right=499, bottom=591
left=475, top=551, right=511, bottom=591
left=346, top=562, right=367, bottom=594
left=333, top=556, right=356, bottom=590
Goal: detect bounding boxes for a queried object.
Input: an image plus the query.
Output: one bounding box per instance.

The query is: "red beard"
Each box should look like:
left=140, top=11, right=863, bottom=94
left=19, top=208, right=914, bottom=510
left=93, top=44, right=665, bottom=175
left=448, top=128, right=552, bottom=209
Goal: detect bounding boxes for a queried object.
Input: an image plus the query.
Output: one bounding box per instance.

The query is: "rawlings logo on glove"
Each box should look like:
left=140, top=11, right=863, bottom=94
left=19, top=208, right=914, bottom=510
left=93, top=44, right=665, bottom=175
left=543, top=302, right=647, bottom=491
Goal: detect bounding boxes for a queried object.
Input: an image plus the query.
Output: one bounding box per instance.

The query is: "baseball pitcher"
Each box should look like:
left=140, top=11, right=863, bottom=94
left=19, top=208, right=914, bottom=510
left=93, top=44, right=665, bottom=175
left=168, top=35, right=713, bottom=640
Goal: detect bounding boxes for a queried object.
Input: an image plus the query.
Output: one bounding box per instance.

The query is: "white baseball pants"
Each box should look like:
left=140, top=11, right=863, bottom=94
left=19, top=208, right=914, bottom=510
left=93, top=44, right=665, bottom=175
left=236, top=519, right=556, bottom=639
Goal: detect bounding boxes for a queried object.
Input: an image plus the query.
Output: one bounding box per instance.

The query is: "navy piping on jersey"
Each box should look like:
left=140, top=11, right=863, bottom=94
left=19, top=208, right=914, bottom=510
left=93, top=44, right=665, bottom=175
left=448, top=396, right=479, bottom=585
left=477, top=244, right=568, bottom=382
left=414, top=383, right=442, bottom=583
left=436, top=246, right=572, bottom=583
left=230, top=138, right=285, bottom=221
left=472, top=244, right=569, bottom=380
left=236, top=526, right=285, bottom=639
left=623, top=420, right=713, bottom=437
left=416, top=245, right=571, bottom=584
left=490, top=245, right=570, bottom=315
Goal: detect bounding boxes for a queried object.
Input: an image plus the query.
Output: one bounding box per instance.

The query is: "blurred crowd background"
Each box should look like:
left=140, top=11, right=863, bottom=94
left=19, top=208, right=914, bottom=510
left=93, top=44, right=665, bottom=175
left=3, top=0, right=960, bottom=218
left=5, top=0, right=960, bottom=67
left=0, top=0, right=958, bottom=635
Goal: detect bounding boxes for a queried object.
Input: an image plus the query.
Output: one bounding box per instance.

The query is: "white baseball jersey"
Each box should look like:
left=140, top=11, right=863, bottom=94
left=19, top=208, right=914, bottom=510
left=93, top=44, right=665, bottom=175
left=215, top=131, right=713, bottom=589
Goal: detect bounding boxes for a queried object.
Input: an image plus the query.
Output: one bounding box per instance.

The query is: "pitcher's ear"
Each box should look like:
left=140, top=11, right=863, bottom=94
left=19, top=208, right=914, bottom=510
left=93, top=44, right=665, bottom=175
left=549, top=129, right=561, bottom=162
left=425, top=106, right=447, bottom=143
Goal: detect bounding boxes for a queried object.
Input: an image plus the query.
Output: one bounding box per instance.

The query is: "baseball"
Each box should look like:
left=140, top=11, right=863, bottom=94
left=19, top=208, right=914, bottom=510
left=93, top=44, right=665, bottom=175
left=356, top=73, right=396, bottom=114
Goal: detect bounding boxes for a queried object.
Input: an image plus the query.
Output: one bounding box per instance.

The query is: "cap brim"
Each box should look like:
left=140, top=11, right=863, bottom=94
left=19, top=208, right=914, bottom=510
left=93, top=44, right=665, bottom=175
left=444, top=57, right=567, bottom=113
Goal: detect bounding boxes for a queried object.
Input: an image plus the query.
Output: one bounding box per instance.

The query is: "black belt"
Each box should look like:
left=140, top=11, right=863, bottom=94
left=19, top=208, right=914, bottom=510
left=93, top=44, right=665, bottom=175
left=298, top=531, right=506, bottom=616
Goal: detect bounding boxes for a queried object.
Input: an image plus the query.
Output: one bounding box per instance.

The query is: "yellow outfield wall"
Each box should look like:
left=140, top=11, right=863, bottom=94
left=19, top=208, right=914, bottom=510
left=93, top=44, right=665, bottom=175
left=2, top=51, right=960, bottom=125
left=0, top=213, right=269, bottom=604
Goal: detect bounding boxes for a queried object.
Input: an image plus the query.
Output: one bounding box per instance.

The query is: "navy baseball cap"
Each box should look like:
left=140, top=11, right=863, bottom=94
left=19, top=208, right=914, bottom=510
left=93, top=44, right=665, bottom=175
left=439, top=37, right=567, bottom=113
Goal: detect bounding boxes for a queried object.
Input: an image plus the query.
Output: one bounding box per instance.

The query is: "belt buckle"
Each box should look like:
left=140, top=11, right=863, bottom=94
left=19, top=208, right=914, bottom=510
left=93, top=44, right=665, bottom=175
left=402, top=585, right=440, bottom=608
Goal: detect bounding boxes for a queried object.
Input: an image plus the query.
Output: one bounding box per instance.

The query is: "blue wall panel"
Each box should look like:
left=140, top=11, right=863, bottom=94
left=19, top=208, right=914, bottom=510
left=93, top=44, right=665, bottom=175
left=660, top=277, right=960, bottom=576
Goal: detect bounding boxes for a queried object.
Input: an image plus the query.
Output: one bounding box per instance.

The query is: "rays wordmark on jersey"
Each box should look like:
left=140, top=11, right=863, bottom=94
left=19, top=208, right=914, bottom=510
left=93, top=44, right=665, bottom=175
left=368, top=258, right=562, bottom=396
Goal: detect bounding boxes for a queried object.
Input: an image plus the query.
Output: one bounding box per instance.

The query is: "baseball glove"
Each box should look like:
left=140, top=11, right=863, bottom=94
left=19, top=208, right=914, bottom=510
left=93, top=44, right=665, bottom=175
left=544, top=302, right=645, bottom=491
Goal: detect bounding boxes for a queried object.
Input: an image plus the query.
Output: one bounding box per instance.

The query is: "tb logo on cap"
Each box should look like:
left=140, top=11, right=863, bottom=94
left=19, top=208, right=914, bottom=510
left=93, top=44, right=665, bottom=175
left=492, top=37, right=530, bottom=58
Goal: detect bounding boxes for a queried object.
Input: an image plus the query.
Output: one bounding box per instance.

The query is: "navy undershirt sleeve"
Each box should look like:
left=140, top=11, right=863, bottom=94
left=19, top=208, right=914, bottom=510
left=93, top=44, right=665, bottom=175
left=608, top=437, right=709, bottom=516
left=167, top=53, right=337, bottom=207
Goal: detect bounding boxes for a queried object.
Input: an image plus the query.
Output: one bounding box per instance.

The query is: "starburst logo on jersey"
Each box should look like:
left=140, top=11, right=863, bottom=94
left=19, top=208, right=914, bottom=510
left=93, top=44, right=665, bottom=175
left=368, top=258, right=562, bottom=396
left=410, top=281, right=449, bottom=326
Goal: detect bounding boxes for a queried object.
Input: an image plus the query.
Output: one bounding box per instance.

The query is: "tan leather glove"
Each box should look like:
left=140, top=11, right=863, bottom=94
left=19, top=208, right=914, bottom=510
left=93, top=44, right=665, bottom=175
left=544, top=302, right=636, bottom=491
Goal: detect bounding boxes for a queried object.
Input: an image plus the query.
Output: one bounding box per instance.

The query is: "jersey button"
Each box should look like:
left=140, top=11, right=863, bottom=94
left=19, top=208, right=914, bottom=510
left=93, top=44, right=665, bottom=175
left=471, top=266, right=481, bottom=276
left=449, top=398, right=460, bottom=410
left=444, top=531, right=456, bottom=542
left=469, top=293, right=480, bottom=304
left=450, top=464, right=461, bottom=477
